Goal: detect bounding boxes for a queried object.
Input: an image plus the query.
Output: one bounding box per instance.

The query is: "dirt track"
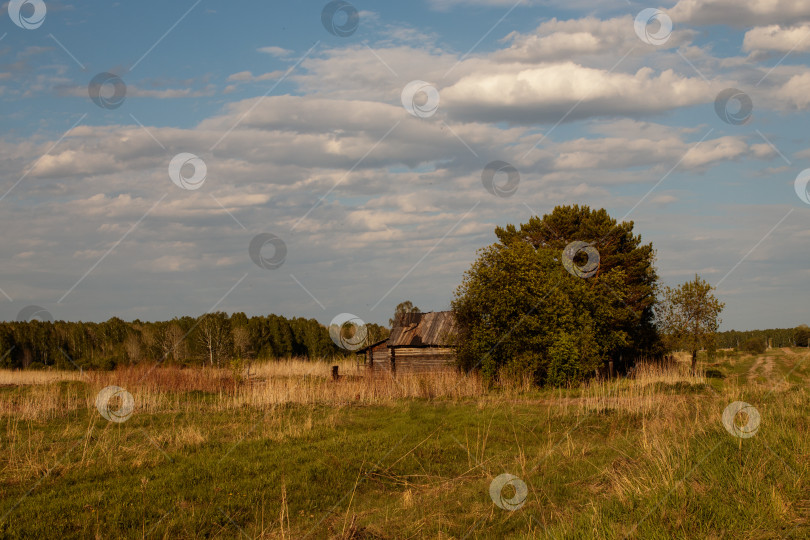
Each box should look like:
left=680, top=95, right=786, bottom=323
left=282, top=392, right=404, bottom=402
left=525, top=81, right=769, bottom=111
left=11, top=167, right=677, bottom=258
left=748, top=355, right=775, bottom=380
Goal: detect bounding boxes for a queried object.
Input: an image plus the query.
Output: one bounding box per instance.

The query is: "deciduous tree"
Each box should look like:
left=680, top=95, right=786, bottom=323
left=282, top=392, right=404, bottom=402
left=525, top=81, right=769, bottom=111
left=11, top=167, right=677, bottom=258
left=390, top=301, right=420, bottom=327
left=656, top=275, right=725, bottom=371
left=196, top=312, right=232, bottom=367
left=794, top=324, right=810, bottom=347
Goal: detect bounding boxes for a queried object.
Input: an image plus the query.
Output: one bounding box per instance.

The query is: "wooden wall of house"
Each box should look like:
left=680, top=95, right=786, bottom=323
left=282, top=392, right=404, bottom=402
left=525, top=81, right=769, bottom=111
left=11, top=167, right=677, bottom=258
left=370, top=347, right=393, bottom=371
left=364, top=343, right=392, bottom=372
left=364, top=346, right=457, bottom=373
left=390, top=347, right=456, bottom=372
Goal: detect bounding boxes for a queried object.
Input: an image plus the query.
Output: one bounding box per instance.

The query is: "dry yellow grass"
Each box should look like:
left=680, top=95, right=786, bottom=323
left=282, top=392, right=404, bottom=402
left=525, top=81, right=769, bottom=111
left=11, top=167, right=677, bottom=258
left=578, top=357, right=707, bottom=416
left=2, top=352, right=808, bottom=538
left=0, top=357, right=707, bottom=489
left=0, top=369, right=83, bottom=386
left=0, top=358, right=486, bottom=421
left=0, top=356, right=718, bottom=422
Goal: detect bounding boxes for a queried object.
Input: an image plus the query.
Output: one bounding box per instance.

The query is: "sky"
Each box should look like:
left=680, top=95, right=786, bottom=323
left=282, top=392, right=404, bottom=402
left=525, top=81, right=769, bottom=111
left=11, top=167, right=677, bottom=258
left=1, top=0, right=809, bottom=331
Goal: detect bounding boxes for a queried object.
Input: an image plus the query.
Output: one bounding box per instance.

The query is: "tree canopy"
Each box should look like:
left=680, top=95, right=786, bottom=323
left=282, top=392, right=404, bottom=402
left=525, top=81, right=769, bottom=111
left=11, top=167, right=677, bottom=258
left=389, top=301, right=421, bottom=327
left=715, top=327, right=803, bottom=349
left=795, top=324, right=810, bottom=347
left=0, top=312, right=386, bottom=370
left=655, top=274, right=725, bottom=370
left=452, top=205, right=662, bottom=386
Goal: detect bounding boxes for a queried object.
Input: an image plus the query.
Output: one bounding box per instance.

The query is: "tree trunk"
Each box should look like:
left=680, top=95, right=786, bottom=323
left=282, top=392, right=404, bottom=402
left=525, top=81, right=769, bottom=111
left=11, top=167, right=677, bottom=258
left=691, top=350, right=698, bottom=373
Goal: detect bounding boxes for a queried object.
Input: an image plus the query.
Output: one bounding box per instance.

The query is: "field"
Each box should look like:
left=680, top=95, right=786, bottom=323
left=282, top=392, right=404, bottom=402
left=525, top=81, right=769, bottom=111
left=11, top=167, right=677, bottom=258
left=0, top=350, right=808, bottom=539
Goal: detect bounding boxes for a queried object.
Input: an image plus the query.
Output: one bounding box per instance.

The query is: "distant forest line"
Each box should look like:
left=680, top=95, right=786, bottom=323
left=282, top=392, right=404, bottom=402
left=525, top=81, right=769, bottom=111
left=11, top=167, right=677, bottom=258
left=716, top=327, right=809, bottom=350
left=0, top=311, right=805, bottom=371
left=0, top=313, right=389, bottom=371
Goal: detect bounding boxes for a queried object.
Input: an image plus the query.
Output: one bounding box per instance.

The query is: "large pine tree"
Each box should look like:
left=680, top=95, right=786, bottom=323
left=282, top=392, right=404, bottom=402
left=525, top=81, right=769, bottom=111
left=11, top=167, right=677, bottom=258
left=452, top=205, right=663, bottom=385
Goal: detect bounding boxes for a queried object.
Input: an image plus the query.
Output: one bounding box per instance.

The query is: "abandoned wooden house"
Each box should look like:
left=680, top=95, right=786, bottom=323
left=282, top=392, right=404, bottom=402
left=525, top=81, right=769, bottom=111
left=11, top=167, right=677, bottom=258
left=358, top=338, right=393, bottom=372
left=357, top=311, right=458, bottom=373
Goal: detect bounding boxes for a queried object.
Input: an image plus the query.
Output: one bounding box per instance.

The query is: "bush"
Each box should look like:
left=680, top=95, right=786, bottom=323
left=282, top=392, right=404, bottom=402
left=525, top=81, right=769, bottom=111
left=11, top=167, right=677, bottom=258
left=498, top=352, right=544, bottom=388
left=741, top=338, right=766, bottom=355
left=547, top=333, right=583, bottom=387
left=95, top=357, right=117, bottom=371
left=795, top=325, right=810, bottom=347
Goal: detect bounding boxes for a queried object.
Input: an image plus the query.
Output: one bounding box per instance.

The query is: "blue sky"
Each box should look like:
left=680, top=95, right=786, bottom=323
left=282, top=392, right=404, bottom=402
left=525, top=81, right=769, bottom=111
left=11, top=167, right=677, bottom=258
left=1, top=0, right=809, bottom=331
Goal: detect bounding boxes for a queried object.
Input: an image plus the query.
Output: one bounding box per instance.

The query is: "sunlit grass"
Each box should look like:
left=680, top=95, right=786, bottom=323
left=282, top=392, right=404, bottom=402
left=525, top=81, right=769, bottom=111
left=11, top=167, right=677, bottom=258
left=0, top=351, right=808, bottom=538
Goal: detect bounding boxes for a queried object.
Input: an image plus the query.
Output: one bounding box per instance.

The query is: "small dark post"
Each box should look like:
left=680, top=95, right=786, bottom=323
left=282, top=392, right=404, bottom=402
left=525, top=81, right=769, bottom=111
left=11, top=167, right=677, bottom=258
left=332, top=365, right=339, bottom=381
left=608, top=361, right=615, bottom=378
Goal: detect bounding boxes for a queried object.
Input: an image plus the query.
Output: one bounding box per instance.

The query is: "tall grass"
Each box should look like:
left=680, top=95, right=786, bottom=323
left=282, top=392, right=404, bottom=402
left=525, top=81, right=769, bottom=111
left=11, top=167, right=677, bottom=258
left=0, top=356, right=716, bottom=421
left=0, top=358, right=487, bottom=421
left=578, top=358, right=707, bottom=416
left=0, top=369, right=83, bottom=386
left=1, top=350, right=808, bottom=538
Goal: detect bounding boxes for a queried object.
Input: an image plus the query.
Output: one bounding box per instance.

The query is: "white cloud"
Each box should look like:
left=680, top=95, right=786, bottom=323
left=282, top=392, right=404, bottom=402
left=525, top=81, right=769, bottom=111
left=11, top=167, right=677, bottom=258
left=226, top=70, right=285, bottom=83
left=442, top=62, right=710, bottom=123
left=55, top=83, right=216, bottom=99
left=226, top=71, right=254, bottom=82
left=670, top=0, right=810, bottom=27
left=291, top=46, right=457, bottom=101
left=773, top=72, right=810, bottom=108
left=429, top=0, right=533, bottom=8
left=541, top=130, right=771, bottom=172
left=257, top=46, right=293, bottom=58
left=496, top=16, right=693, bottom=64
left=743, top=24, right=810, bottom=56
left=651, top=194, right=678, bottom=205
left=426, top=0, right=629, bottom=11
left=680, top=136, right=749, bottom=168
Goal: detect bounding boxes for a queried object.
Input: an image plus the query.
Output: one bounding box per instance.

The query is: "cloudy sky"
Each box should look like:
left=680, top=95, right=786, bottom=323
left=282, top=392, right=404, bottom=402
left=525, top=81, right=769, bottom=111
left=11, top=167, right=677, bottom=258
left=1, top=0, right=809, bottom=330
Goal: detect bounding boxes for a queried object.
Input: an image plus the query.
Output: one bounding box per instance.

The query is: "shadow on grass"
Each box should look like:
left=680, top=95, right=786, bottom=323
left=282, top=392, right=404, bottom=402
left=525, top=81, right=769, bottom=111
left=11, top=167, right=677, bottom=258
left=705, top=369, right=725, bottom=379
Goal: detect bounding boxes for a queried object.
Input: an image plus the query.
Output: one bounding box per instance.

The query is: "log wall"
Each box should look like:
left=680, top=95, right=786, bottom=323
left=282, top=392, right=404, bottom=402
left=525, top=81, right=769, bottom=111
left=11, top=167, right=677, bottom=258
left=390, top=347, right=456, bottom=373
left=362, top=342, right=392, bottom=372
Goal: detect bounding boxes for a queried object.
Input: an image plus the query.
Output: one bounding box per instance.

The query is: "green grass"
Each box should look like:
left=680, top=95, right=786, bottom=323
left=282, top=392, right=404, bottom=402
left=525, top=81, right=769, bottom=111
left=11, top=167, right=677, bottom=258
left=1, top=354, right=809, bottom=539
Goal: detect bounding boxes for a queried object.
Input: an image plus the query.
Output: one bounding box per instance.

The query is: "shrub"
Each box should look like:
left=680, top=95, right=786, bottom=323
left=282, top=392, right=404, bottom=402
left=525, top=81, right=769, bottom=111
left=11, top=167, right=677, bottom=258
left=547, top=333, right=582, bottom=387
left=741, top=337, right=766, bottom=355
left=96, top=357, right=117, bottom=371
left=795, top=325, right=810, bottom=347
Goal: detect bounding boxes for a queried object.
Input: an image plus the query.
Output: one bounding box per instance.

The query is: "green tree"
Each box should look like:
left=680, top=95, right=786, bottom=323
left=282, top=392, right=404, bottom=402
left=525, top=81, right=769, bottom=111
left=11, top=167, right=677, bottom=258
left=741, top=337, right=766, bottom=355
left=390, top=301, right=420, bottom=327
left=495, top=205, right=662, bottom=360
left=0, top=311, right=343, bottom=368
left=794, top=324, right=810, bottom=347
left=656, top=275, right=725, bottom=371
left=365, top=323, right=390, bottom=345
left=452, top=206, right=660, bottom=386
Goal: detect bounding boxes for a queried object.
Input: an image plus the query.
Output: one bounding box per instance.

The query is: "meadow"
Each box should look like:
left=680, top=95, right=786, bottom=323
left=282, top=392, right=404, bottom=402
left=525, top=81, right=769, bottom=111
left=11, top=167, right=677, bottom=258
left=0, top=350, right=808, bottom=539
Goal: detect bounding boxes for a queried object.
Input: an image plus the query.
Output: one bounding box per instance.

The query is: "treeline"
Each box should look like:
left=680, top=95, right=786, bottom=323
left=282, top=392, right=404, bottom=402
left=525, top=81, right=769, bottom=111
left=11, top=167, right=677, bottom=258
left=716, top=325, right=809, bottom=349
left=0, top=312, right=389, bottom=370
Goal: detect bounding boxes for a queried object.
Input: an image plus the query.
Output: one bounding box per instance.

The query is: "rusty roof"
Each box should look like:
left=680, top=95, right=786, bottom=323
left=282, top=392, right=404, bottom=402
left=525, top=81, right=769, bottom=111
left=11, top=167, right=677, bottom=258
left=388, top=311, right=458, bottom=348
